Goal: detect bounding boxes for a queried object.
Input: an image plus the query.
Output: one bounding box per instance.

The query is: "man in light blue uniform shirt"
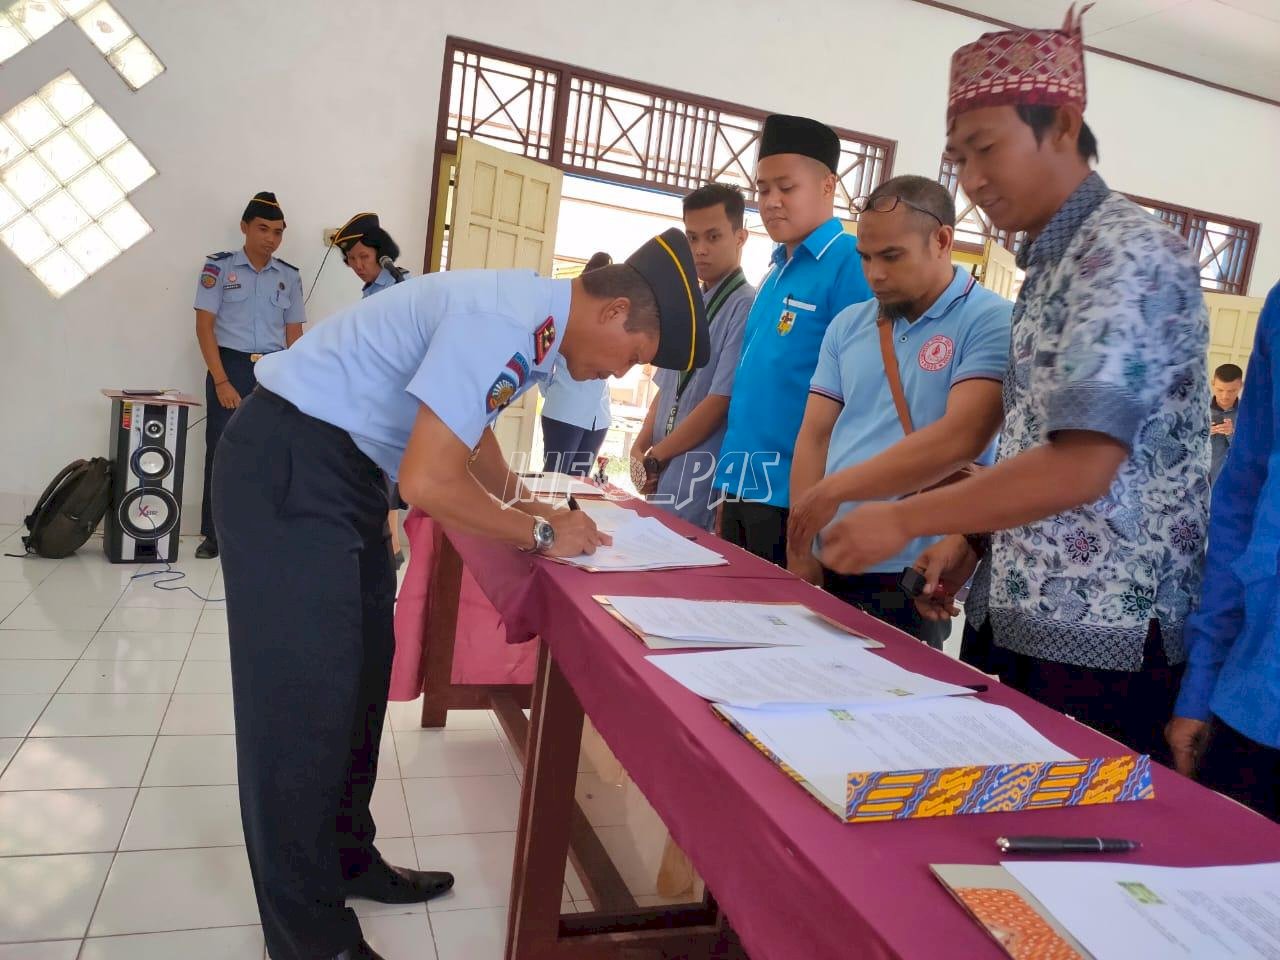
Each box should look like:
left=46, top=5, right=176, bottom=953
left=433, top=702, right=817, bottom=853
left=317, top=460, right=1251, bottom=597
left=714, top=114, right=872, bottom=565
left=192, top=191, right=304, bottom=559
left=787, top=177, right=1010, bottom=648
left=1168, top=281, right=1280, bottom=820
left=636, top=184, right=754, bottom=530
left=333, top=212, right=412, bottom=564
left=211, top=229, right=707, bottom=960
left=540, top=251, right=614, bottom=477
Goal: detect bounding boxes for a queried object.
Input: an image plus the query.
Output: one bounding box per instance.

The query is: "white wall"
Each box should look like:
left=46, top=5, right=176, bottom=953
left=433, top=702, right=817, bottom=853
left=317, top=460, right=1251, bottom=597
left=1, top=0, right=1276, bottom=524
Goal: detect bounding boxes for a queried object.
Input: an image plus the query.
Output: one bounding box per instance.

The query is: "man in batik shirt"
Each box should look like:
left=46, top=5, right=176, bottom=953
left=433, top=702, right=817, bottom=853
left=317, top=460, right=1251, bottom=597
left=817, top=4, right=1210, bottom=762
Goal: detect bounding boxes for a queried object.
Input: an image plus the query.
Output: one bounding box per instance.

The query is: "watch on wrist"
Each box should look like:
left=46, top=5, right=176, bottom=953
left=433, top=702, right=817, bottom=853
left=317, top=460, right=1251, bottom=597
left=530, top=516, right=555, bottom=554
left=643, top=455, right=661, bottom=478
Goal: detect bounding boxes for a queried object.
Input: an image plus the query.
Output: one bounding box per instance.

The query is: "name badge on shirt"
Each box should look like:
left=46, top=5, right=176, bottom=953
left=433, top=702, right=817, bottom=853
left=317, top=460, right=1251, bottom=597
left=777, top=309, right=796, bottom=336
left=224, top=282, right=241, bottom=291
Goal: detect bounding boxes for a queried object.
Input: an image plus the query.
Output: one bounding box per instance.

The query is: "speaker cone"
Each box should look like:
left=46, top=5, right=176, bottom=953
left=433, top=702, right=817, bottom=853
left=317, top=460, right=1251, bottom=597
left=131, top=445, right=173, bottom=480
left=117, top=488, right=180, bottom=539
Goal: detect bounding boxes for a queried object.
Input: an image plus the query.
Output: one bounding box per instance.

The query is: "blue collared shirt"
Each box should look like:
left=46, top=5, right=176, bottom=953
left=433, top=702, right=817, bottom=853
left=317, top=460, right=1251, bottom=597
left=194, top=248, right=305, bottom=353
left=256, top=270, right=568, bottom=480
left=1177, top=282, right=1280, bottom=745
left=362, top=266, right=411, bottom=299
left=809, top=267, right=1012, bottom=572
left=649, top=270, right=756, bottom=530
left=714, top=218, right=872, bottom=506
left=541, top=367, right=611, bottom=431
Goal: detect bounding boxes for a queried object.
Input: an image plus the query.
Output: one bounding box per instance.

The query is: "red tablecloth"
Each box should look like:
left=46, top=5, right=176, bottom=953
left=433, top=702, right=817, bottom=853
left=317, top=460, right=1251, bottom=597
left=441, top=505, right=1280, bottom=959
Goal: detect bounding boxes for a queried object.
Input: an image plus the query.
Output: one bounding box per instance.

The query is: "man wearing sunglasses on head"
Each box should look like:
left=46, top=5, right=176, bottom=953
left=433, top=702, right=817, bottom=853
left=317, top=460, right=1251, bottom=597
left=787, top=176, right=1011, bottom=647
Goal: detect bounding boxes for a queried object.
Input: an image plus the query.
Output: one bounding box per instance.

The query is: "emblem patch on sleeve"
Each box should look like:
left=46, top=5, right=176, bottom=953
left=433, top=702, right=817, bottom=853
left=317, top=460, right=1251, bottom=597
left=506, top=352, right=530, bottom=386
left=533, top=317, right=556, bottom=364
left=200, top=273, right=217, bottom=289
left=487, top=371, right=519, bottom=413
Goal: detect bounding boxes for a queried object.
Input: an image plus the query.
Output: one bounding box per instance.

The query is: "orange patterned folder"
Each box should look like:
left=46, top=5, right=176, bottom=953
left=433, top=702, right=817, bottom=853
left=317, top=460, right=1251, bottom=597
left=932, top=865, right=1091, bottom=960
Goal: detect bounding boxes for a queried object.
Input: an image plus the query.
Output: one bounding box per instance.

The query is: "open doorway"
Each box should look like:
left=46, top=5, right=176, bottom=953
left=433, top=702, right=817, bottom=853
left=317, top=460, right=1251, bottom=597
left=539, top=174, right=776, bottom=492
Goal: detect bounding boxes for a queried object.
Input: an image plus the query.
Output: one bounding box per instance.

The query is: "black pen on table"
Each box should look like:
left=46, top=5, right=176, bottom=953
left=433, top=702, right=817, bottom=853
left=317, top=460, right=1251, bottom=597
left=997, top=836, right=1141, bottom=854
left=567, top=495, right=580, bottom=511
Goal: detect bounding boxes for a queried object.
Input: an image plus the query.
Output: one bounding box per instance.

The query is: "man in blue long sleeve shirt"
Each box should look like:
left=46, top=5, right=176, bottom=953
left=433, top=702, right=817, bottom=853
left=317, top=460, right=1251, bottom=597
left=1168, top=281, right=1280, bottom=820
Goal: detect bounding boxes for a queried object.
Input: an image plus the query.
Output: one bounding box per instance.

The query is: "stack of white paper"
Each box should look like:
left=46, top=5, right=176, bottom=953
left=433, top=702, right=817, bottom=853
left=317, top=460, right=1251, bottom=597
left=552, top=515, right=726, bottom=572
left=604, top=596, right=879, bottom=650
left=645, top=645, right=973, bottom=708
left=1004, top=861, right=1280, bottom=960
left=721, top=698, right=1076, bottom=810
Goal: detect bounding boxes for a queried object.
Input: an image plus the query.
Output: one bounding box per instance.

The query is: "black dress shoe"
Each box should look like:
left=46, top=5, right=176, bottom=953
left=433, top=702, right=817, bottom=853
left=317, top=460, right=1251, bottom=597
left=347, top=861, right=454, bottom=904
left=194, top=536, right=219, bottom=559
left=330, top=940, right=385, bottom=960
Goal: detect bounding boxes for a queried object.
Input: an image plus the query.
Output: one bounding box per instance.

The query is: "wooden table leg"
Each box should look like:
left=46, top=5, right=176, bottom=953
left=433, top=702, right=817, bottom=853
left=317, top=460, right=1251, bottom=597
left=420, top=529, right=462, bottom=729
left=506, top=645, right=726, bottom=960
left=507, top=643, right=581, bottom=959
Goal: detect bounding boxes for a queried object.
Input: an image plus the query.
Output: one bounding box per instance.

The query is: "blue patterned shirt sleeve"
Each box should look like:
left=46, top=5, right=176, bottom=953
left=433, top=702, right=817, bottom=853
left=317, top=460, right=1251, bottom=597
left=1176, top=283, right=1280, bottom=721
left=1046, top=234, right=1201, bottom=449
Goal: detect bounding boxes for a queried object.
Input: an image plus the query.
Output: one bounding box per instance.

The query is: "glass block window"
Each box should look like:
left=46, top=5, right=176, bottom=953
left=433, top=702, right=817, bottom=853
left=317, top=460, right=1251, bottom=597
left=2, top=0, right=165, bottom=89
left=1, top=71, right=154, bottom=296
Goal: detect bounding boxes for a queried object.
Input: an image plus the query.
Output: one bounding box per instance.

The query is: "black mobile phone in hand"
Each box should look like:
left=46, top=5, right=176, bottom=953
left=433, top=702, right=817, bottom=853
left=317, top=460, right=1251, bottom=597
left=898, top=567, right=927, bottom=599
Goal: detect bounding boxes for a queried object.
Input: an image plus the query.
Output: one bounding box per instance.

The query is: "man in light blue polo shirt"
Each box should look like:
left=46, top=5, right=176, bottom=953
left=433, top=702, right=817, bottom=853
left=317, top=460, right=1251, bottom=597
left=787, top=176, right=1010, bottom=647
left=713, top=114, right=872, bottom=564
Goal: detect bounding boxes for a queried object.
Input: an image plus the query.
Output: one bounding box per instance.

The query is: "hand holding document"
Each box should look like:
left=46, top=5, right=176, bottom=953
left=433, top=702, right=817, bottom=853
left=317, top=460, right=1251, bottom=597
left=646, top=645, right=972, bottom=708
left=602, top=596, right=880, bottom=650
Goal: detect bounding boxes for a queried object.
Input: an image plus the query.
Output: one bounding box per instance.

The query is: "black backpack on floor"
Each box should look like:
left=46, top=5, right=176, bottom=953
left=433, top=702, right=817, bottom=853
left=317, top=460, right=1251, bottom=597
left=19, top=458, right=114, bottom=559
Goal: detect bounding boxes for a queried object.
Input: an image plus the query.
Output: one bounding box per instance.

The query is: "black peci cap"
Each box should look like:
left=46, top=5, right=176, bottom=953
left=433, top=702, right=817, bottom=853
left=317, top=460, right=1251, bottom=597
left=242, top=191, right=285, bottom=224
left=758, top=114, right=841, bottom=173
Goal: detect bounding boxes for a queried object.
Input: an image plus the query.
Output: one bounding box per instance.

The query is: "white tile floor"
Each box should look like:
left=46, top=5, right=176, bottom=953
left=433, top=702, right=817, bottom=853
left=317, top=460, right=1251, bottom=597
left=0, top=530, right=544, bottom=960
left=0, top=525, right=963, bottom=959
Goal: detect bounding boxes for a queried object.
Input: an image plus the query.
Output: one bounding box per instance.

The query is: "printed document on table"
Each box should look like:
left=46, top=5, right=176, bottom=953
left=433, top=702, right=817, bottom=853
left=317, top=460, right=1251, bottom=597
left=719, top=698, right=1076, bottom=807
left=604, top=596, right=877, bottom=649
left=519, top=472, right=602, bottom=498
left=646, top=645, right=971, bottom=707
left=1004, top=860, right=1280, bottom=960
left=552, top=516, right=726, bottom=572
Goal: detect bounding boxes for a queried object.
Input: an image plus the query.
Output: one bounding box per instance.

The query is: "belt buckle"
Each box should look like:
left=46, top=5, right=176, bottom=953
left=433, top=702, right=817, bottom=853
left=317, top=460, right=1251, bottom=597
left=249, top=353, right=264, bottom=363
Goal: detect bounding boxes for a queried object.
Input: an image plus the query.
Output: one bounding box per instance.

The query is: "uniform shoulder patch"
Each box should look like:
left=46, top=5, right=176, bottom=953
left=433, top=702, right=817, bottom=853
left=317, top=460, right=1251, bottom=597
left=273, top=257, right=300, bottom=272
left=486, top=371, right=519, bottom=414
left=206, top=251, right=232, bottom=261
left=533, top=317, right=556, bottom=365
left=506, top=352, right=530, bottom=387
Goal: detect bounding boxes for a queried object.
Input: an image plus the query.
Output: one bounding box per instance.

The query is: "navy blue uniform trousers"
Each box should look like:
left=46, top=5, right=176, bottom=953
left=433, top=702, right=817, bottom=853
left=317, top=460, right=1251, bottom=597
left=202, top=348, right=260, bottom=539
left=213, top=388, right=394, bottom=960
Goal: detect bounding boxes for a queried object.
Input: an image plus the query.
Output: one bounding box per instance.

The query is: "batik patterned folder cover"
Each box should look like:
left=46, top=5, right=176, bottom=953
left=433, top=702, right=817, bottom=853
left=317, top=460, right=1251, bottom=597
left=715, top=705, right=1153, bottom=823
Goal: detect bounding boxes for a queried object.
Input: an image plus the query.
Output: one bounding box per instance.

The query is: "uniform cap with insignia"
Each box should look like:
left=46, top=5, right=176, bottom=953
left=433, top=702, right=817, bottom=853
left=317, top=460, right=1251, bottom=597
left=242, top=191, right=285, bottom=225
left=758, top=114, right=841, bottom=174
left=333, top=211, right=400, bottom=260
left=624, top=228, right=708, bottom=372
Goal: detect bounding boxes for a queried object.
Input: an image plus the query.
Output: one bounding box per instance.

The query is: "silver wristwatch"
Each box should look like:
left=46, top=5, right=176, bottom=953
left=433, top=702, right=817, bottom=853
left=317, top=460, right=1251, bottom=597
left=530, top=516, right=555, bottom=554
